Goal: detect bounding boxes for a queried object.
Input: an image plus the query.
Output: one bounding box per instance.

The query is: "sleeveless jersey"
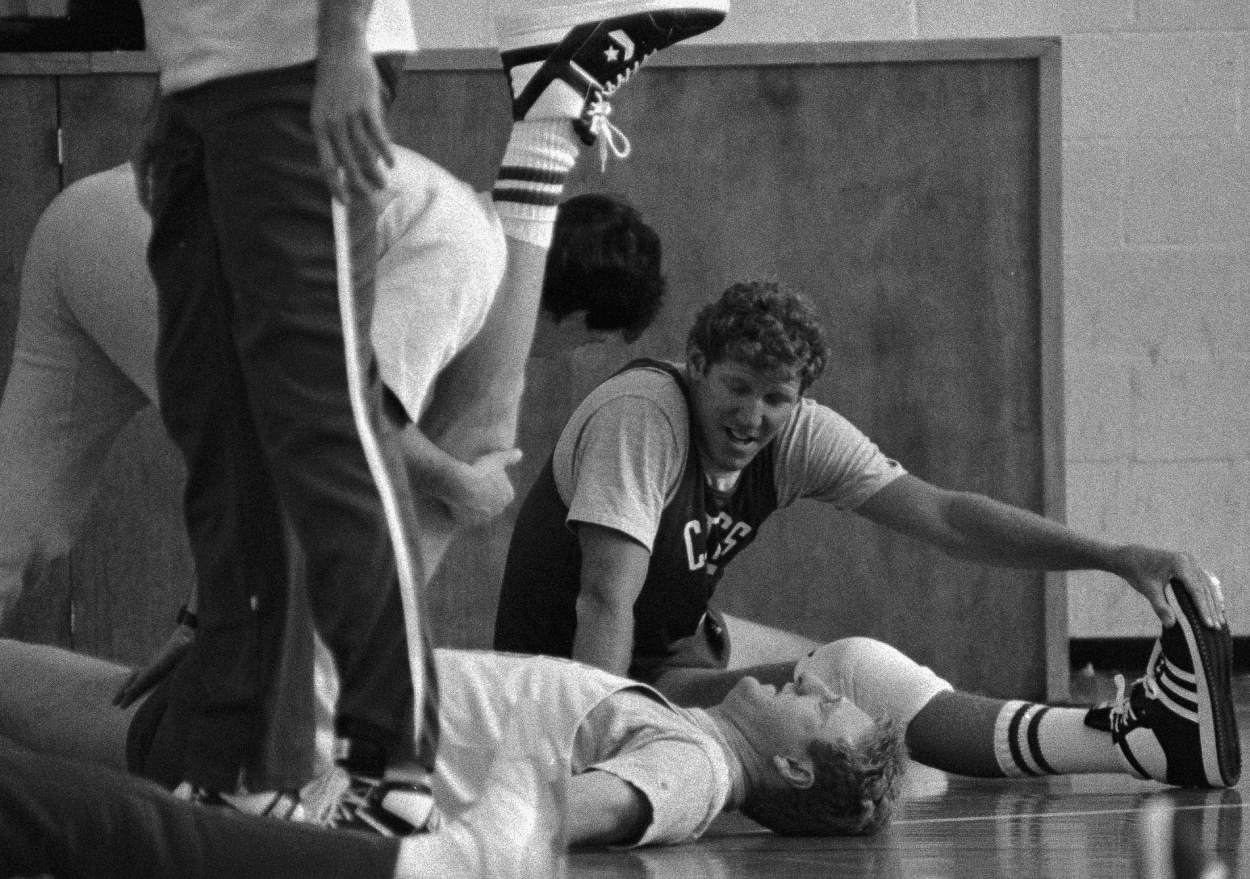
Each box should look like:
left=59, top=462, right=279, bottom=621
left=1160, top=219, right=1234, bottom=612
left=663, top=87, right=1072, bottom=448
left=495, top=359, right=780, bottom=672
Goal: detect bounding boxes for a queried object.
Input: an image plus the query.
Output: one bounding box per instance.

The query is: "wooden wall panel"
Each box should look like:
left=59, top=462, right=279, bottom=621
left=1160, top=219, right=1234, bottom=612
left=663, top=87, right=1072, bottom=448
left=45, top=73, right=190, bottom=663
left=3, top=53, right=1055, bottom=700
left=58, top=73, right=157, bottom=184
left=398, top=59, right=1050, bottom=698
left=0, top=77, right=59, bottom=403
left=0, top=76, right=67, bottom=646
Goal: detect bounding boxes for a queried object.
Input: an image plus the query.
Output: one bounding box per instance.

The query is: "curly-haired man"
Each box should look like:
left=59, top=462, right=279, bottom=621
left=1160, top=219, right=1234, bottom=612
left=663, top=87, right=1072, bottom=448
left=496, top=278, right=1239, bottom=795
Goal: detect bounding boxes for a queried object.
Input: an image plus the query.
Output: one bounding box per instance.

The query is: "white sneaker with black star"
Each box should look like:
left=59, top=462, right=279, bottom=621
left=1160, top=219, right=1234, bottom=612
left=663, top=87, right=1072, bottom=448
left=497, top=0, right=730, bottom=157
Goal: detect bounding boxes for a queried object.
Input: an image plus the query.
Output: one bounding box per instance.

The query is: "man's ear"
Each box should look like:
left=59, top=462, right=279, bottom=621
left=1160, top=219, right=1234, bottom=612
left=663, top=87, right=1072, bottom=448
left=687, top=346, right=707, bottom=378
left=771, top=754, right=815, bottom=790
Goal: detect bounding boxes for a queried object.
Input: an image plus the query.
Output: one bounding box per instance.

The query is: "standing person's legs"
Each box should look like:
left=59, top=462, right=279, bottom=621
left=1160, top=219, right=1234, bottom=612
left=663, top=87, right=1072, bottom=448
left=194, top=65, right=431, bottom=783
left=147, top=92, right=296, bottom=793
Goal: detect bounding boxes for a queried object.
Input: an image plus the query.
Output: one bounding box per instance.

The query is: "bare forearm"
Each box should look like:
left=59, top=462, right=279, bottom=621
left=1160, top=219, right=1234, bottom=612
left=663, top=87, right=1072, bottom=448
left=938, top=491, right=1123, bottom=572
left=571, top=597, right=634, bottom=677
left=317, top=0, right=373, bottom=53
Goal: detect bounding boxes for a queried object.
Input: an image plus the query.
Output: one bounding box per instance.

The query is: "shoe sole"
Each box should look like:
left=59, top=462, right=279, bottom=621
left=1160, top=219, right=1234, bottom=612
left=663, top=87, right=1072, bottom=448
left=1168, top=580, right=1240, bottom=786
left=498, top=0, right=731, bottom=50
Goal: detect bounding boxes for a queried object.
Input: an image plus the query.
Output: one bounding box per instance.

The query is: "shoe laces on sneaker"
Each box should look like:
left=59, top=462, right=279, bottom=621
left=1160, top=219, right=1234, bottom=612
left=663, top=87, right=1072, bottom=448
left=322, top=773, right=433, bottom=837
left=1107, top=665, right=1162, bottom=738
left=581, top=46, right=658, bottom=170
left=598, top=45, right=655, bottom=98
left=583, top=97, right=632, bottom=170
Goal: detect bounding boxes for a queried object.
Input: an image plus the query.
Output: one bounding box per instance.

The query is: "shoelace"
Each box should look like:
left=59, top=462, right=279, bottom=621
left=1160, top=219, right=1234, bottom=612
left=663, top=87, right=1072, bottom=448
left=327, top=781, right=404, bottom=836
left=584, top=49, right=657, bottom=171
left=1107, top=666, right=1162, bottom=734
left=585, top=99, right=631, bottom=171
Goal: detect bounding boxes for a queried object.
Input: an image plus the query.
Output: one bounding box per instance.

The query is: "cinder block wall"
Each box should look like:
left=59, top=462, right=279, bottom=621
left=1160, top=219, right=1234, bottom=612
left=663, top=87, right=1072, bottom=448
left=417, top=1, right=1250, bottom=637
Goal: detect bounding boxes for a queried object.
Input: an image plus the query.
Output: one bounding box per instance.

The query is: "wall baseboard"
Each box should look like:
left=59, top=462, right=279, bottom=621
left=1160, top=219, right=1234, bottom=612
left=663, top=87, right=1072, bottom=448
left=1071, top=637, right=1250, bottom=674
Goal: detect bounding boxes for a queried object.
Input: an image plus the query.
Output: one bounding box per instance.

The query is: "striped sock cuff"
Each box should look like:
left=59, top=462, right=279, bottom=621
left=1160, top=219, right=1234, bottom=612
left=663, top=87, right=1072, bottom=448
left=994, top=701, right=1059, bottom=777
left=492, top=119, right=579, bottom=247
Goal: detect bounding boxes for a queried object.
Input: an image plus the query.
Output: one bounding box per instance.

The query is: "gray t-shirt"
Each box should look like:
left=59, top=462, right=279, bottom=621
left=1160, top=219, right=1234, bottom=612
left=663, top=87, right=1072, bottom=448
left=551, top=362, right=906, bottom=550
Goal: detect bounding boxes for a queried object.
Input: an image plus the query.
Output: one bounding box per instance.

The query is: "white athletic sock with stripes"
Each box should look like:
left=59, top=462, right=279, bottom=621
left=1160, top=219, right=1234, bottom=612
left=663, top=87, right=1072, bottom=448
left=491, top=120, right=580, bottom=248
left=993, top=700, right=1125, bottom=777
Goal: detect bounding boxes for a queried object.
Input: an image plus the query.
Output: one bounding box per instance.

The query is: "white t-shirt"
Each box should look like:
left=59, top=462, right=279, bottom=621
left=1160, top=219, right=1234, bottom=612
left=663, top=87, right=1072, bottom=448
left=141, top=0, right=418, bottom=94
left=423, top=650, right=733, bottom=847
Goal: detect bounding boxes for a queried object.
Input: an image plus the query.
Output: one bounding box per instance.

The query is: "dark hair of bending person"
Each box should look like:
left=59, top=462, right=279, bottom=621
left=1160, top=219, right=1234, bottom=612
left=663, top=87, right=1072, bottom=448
left=543, top=193, right=666, bottom=342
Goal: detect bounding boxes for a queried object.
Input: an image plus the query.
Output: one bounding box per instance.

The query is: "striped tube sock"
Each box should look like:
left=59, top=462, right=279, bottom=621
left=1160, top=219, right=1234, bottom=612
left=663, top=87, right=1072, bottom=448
left=994, top=701, right=1124, bottom=777
left=491, top=119, right=580, bottom=248
left=994, top=700, right=1060, bottom=777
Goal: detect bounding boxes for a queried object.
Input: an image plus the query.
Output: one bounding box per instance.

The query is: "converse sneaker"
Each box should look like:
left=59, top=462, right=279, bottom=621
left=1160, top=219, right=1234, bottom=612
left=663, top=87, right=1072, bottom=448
left=497, top=0, right=730, bottom=156
left=172, top=782, right=307, bottom=821
left=1085, top=580, right=1240, bottom=788
left=318, top=771, right=437, bottom=837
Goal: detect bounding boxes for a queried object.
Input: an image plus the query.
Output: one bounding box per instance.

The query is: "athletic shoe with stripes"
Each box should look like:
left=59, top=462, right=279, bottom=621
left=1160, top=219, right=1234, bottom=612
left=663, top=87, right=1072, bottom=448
left=321, top=773, right=437, bottom=837
left=497, top=0, right=730, bottom=153
left=1085, top=581, right=1240, bottom=788
left=172, top=782, right=308, bottom=821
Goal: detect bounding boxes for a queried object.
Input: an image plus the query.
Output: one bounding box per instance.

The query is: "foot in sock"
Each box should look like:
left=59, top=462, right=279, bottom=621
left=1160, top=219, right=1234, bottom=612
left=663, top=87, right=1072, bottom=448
left=1085, top=580, right=1241, bottom=788
left=497, top=0, right=730, bottom=156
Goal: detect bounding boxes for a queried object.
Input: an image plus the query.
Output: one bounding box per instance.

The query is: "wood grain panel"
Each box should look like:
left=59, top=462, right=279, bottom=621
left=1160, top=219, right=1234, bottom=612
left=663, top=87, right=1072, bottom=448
left=58, top=73, right=156, bottom=184
left=0, top=76, right=66, bottom=645
left=393, top=59, right=1050, bottom=698
left=5, top=53, right=1056, bottom=698
left=53, top=73, right=191, bottom=663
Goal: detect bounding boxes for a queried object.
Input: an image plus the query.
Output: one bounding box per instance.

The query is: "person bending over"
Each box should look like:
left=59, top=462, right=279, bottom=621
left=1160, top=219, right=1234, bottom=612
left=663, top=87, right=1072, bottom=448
left=0, top=160, right=662, bottom=631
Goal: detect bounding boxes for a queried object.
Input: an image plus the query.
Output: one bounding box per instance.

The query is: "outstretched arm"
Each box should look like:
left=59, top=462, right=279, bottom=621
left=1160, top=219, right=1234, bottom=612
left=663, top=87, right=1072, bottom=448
left=856, top=473, right=1225, bottom=629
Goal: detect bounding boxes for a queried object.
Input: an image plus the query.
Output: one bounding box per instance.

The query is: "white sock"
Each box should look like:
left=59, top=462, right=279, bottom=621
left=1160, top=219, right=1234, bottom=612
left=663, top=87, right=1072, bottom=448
left=491, top=119, right=580, bottom=248
left=993, top=701, right=1125, bottom=777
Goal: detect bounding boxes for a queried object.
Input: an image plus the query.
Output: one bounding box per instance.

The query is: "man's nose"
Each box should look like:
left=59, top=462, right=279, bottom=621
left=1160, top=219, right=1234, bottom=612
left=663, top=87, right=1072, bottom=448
left=796, top=674, right=840, bottom=700
left=731, top=397, right=764, bottom=428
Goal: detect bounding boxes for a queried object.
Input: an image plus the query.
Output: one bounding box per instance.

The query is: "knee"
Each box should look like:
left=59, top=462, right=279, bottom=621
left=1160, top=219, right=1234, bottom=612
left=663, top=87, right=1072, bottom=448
left=806, top=636, right=893, bottom=672
left=795, top=637, right=887, bottom=693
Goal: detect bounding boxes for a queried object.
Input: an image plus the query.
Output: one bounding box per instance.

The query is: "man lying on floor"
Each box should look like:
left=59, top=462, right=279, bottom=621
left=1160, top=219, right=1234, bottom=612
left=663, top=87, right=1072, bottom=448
left=0, top=635, right=906, bottom=878
left=1, top=585, right=1239, bottom=879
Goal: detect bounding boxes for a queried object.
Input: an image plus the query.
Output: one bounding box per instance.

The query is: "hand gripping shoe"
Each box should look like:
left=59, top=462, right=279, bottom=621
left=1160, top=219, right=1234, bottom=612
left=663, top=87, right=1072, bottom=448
left=1085, top=580, right=1240, bottom=788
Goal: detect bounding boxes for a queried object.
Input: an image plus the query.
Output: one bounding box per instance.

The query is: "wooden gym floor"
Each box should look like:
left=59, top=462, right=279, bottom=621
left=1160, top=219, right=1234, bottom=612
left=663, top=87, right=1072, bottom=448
left=568, top=687, right=1250, bottom=879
